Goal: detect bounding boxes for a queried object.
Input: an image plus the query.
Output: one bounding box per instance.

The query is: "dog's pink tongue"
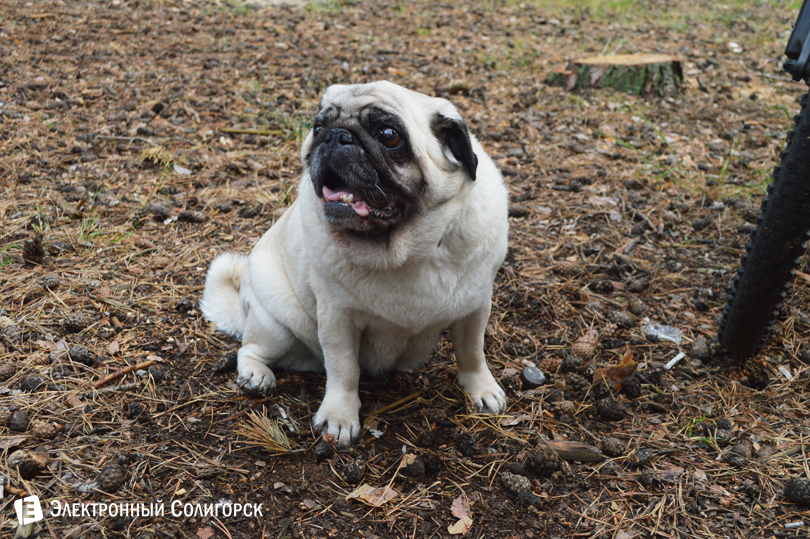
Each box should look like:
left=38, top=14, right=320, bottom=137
left=322, top=186, right=370, bottom=217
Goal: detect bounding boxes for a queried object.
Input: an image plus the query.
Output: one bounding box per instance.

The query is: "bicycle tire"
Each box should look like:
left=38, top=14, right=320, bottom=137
left=718, top=89, right=810, bottom=358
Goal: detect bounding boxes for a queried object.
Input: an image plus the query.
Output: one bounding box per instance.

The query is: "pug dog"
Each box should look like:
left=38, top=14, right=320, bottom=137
left=201, top=81, right=509, bottom=445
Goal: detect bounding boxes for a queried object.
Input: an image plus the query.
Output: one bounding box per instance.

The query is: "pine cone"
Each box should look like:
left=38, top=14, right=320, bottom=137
left=63, top=313, right=88, bottom=333
left=551, top=260, right=578, bottom=277
left=627, top=296, right=647, bottom=316
left=546, top=292, right=575, bottom=317
left=538, top=356, right=561, bottom=374
left=607, top=310, right=636, bottom=329
left=599, top=323, right=619, bottom=340
left=40, top=273, right=61, bottom=291
left=555, top=400, right=577, bottom=415
left=0, top=362, right=16, bottom=381
left=572, top=331, right=599, bottom=361
left=31, top=419, right=58, bottom=439
left=27, top=351, right=49, bottom=366
left=0, top=316, right=21, bottom=344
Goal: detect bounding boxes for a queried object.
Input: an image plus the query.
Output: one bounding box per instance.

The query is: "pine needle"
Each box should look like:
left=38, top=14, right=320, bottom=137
left=235, top=410, right=295, bottom=456
left=141, top=146, right=175, bottom=167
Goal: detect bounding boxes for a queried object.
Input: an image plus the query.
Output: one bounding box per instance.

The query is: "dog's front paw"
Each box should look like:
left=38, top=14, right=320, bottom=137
left=458, top=370, right=507, bottom=414
left=237, top=360, right=277, bottom=397
left=312, top=391, right=361, bottom=446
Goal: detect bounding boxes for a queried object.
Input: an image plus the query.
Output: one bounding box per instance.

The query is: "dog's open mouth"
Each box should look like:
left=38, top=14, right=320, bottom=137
left=321, top=171, right=396, bottom=221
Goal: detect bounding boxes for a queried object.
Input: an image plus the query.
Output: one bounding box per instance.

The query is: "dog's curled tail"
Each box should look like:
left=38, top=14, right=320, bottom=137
left=200, top=252, right=248, bottom=338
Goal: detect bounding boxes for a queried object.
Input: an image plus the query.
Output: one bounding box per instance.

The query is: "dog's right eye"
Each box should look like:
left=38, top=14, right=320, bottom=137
left=313, top=126, right=324, bottom=136
left=378, top=127, right=401, bottom=148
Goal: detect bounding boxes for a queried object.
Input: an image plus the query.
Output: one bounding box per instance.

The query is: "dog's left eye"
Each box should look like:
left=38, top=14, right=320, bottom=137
left=378, top=127, right=401, bottom=148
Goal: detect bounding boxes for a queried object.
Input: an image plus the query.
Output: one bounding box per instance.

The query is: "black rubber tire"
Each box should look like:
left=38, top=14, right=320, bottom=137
left=718, top=90, right=810, bottom=358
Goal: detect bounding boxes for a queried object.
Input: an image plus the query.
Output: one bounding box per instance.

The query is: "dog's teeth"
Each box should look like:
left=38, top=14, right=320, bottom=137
left=340, top=195, right=348, bottom=202
left=346, top=194, right=354, bottom=203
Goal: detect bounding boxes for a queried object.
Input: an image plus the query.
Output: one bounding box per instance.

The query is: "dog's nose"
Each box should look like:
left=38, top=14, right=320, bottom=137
left=325, top=128, right=354, bottom=145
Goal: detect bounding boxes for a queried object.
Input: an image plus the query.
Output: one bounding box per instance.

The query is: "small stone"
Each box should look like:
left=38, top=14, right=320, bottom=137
left=0, top=362, right=16, bottom=381
left=31, top=419, right=58, bottom=439
left=500, top=471, right=532, bottom=494
left=63, top=313, right=89, bottom=333
left=313, top=439, right=334, bottom=462
left=456, top=433, right=478, bottom=457
left=20, top=375, right=45, bottom=392
left=520, top=366, right=546, bottom=389
left=596, top=397, right=627, bottom=421
left=10, top=410, right=29, bottom=432
left=68, top=345, right=96, bottom=365
left=213, top=351, right=237, bottom=373
left=98, top=462, right=126, bottom=493
left=342, top=459, right=366, bottom=484
left=599, top=436, right=626, bottom=457
left=40, top=273, right=61, bottom=291
left=9, top=449, right=48, bottom=479
left=784, top=478, right=810, bottom=505
left=690, top=336, right=711, bottom=361
left=525, top=444, right=561, bottom=476
left=177, top=210, right=208, bottom=223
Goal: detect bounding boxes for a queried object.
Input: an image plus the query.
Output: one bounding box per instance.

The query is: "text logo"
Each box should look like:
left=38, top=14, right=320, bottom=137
left=14, top=496, right=44, bottom=525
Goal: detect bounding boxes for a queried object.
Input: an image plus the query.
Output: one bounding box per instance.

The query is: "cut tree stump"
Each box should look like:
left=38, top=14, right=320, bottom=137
left=547, top=53, right=682, bottom=97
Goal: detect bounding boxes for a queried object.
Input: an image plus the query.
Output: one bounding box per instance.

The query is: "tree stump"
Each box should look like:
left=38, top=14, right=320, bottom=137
left=547, top=53, right=682, bottom=97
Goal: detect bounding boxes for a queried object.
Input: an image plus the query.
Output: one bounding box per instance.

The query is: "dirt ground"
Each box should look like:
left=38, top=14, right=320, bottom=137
left=2, top=0, right=810, bottom=537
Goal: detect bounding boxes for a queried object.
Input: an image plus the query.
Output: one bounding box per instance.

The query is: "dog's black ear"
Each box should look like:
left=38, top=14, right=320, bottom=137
left=431, top=114, right=478, bottom=181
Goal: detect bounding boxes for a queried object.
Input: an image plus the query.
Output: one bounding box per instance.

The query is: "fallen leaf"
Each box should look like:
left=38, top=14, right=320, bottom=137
left=301, top=499, right=317, bottom=510
left=346, top=484, right=399, bottom=507
left=499, top=413, right=533, bottom=426
left=450, top=495, right=470, bottom=519
left=107, top=340, right=120, bottom=355
left=593, top=349, right=638, bottom=390
left=196, top=527, right=214, bottom=539
left=0, top=436, right=27, bottom=450
left=448, top=516, right=473, bottom=535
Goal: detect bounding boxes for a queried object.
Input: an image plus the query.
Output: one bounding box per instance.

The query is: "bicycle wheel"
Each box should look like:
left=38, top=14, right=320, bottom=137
left=718, top=90, right=810, bottom=358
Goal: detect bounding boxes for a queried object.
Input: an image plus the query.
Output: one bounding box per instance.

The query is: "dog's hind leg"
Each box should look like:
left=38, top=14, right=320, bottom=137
left=450, top=300, right=507, bottom=414
left=236, top=307, right=296, bottom=396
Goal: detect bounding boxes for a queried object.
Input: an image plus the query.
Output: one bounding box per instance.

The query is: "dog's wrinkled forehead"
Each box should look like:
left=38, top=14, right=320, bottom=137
left=318, top=81, right=459, bottom=127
